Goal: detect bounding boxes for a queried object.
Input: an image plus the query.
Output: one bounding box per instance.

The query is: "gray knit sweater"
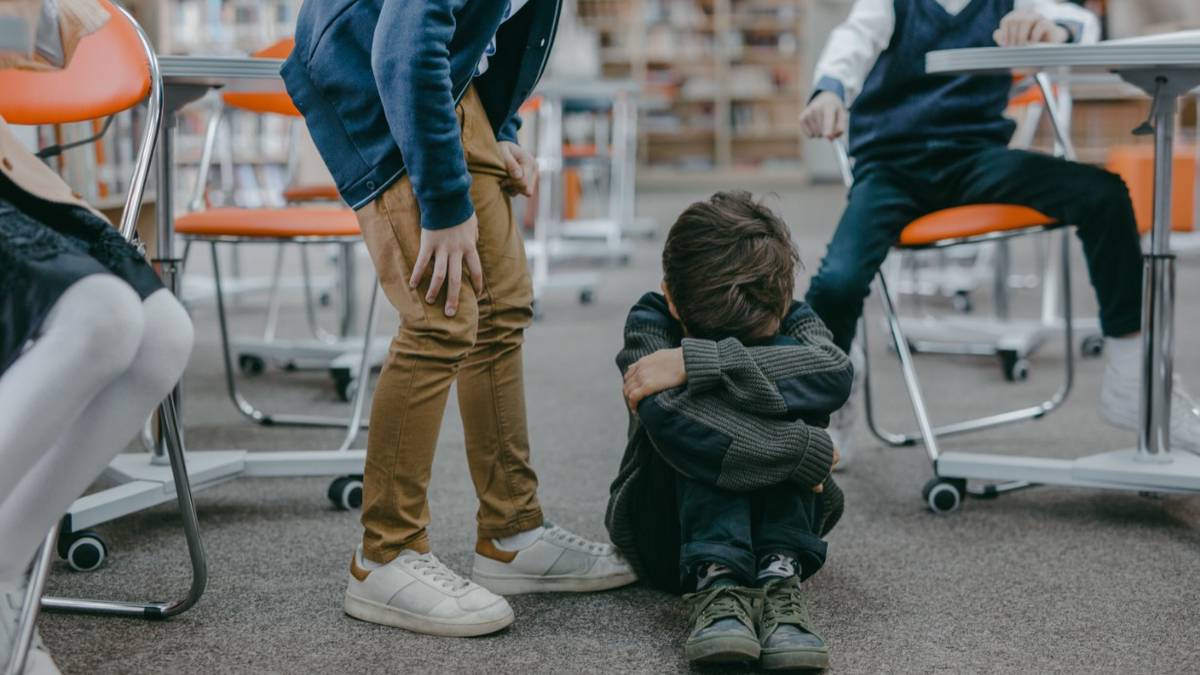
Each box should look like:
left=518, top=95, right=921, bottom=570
left=605, top=292, right=852, bottom=592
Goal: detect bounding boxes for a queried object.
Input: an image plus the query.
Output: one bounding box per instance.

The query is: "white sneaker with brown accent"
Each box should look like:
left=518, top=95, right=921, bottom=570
left=343, top=547, right=514, bottom=637
left=471, top=524, right=637, bottom=595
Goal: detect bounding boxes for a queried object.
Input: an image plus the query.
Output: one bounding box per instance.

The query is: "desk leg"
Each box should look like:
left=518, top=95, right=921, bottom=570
left=154, top=111, right=183, bottom=465
left=1139, top=90, right=1178, bottom=460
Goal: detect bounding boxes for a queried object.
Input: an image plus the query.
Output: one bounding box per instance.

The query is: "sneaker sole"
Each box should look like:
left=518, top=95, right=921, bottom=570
left=761, top=647, right=830, bottom=670
left=471, top=569, right=637, bottom=595
left=685, top=635, right=761, bottom=664
left=343, top=592, right=513, bottom=637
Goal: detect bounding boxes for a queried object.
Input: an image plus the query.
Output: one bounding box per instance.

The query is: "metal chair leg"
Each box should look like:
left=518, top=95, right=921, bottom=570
left=877, top=273, right=943, bottom=464
left=862, top=229, right=1076, bottom=447
left=5, top=529, right=55, bottom=675
left=41, top=396, right=207, bottom=619
left=335, top=281, right=380, bottom=453
left=210, top=242, right=369, bottom=429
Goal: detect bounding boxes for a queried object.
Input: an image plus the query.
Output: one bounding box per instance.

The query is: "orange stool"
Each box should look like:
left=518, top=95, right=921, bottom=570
left=1105, top=144, right=1195, bottom=234
left=180, top=39, right=377, bottom=449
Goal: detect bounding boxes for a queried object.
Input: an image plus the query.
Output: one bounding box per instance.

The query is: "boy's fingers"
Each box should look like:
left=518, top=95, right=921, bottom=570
left=812, top=483, right=825, bottom=493
left=445, top=253, right=462, bottom=317
left=410, top=243, right=432, bottom=289
left=821, top=108, right=836, bottom=138
left=426, top=252, right=448, bottom=304
left=502, top=149, right=524, bottom=179
left=465, top=247, right=484, bottom=294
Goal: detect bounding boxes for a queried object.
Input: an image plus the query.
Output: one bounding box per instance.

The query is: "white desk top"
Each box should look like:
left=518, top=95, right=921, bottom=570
left=928, top=42, right=1200, bottom=75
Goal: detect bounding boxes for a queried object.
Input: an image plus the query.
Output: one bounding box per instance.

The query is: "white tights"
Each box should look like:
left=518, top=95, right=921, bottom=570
left=0, top=277, right=193, bottom=579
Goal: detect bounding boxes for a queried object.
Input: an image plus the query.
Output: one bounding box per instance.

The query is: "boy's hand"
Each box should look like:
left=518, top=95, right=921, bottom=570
left=800, top=91, right=847, bottom=140
left=409, top=213, right=484, bottom=318
left=498, top=141, right=538, bottom=197
left=623, top=347, right=687, bottom=413
left=813, top=445, right=840, bottom=493
left=994, top=9, right=1070, bottom=46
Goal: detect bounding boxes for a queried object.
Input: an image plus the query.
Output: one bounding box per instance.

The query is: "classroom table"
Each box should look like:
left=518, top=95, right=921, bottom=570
left=922, top=40, right=1200, bottom=494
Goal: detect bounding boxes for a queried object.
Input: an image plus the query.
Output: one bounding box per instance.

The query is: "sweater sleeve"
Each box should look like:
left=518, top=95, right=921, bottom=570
left=680, top=302, right=853, bottom=419
left=637, top=388, right=837, bottom=492
left=372, top=0, right=474, bottom=230
left=616, top=292, right=683, bottom=375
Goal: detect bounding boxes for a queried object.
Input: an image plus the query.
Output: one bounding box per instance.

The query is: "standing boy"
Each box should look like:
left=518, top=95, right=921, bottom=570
left=800, top=0, right=1200, bottom=460
left=283, top=0, right=633, bottom=637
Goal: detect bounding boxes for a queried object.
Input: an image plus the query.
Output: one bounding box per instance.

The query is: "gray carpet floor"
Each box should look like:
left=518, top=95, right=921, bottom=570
left=36, top=185, right=1200, bottom=673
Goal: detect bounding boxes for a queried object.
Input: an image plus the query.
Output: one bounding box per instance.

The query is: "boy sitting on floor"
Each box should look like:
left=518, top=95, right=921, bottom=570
left=606, top=192, right=853, bottom=669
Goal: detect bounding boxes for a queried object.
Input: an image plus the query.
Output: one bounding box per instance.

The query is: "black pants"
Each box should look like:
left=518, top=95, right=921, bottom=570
left=677, top=475, right=827, bottom=590
left=805, top=140, right=1144, bottom=352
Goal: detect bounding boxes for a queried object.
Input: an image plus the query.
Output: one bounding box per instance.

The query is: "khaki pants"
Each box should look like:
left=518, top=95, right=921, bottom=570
left=355, top=86, right=543, bottom=562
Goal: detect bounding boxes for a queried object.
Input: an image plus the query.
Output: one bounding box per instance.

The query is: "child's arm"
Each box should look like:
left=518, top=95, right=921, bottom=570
left=635, top=388, right=837, bottom=494
left=680, top=302, right=852, bottom=419
left=624, top=302, right=853, bottom=421
left=810, top=0, right=894, bottom=109
left=616, top=292, right=683, bottom=377
left=1008, top=1, right=1101, bottom=45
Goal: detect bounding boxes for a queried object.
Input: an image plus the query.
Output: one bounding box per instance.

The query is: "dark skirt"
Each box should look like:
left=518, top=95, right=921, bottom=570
left=0, top=175, right=163, bottom=375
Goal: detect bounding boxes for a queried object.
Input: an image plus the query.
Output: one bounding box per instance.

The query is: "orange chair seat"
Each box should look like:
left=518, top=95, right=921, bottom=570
left=899, top=204, right=1056, bottom=248
left=176, top=207, right=360, bottom=239
left=282, top=184, right=342, bottom=203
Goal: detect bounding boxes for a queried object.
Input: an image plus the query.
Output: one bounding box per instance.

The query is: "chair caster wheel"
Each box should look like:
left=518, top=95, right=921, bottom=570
left=1081, top=334, right=1105, bottom=358
left=238, top=354, right=266, bottom=376
left=330, top=368, right=355, bottom=402
left=579, top=289, right=594, bottom=305
left=319, top=291, right=333, bottom=307
left=952, top=290, right=973, bottom=314
left=922, top=478, right=966, bottom=514
left=58, top=530, right=109, bottom=572
left=1000, top=351, right=1029, bottom=382
left=328, top=475, right=364, bottom=511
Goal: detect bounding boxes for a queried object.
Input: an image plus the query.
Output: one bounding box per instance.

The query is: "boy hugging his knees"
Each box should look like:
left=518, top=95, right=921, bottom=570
left=605, top=191, right=852, bottom=669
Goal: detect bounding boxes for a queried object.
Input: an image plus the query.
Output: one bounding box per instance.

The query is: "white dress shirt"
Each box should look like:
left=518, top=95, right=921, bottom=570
left=814, top=0, right=1100, bottom=106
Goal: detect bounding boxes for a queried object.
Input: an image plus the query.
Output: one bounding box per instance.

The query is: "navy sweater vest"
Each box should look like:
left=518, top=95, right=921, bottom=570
left=849, top=0, right=1016, bottom=160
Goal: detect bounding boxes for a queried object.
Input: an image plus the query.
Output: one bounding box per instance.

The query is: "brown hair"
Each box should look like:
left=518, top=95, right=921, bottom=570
left=662, top=191, right=799, bottom=344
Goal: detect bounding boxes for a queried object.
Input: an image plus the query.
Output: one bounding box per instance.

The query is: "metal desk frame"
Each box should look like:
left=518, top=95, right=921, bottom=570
left=899, top=41, right=1200, bottom=510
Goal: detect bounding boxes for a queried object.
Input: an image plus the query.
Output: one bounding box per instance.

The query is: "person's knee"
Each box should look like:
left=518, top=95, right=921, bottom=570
left=57, top=276, right=145, bottom=379
left=808, top=261, right=872, bottom=310
left=129, top=291, right=195, bottom=393
left=396, top=304, right=481, bottom=363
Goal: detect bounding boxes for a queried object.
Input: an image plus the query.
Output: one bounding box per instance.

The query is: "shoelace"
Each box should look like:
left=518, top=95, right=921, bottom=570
left=546, top=527, right=610, bottom=555
left=689, top=586, right=756, bottom=630
left=761, top=580, right=811, bottom=630
left=409, top=554, right=471, bottom=593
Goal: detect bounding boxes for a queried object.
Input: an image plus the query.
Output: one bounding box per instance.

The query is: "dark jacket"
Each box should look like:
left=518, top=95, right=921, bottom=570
left=606, top=293, right=852, bottom=593
left=281, top=0, right=561, bottom=227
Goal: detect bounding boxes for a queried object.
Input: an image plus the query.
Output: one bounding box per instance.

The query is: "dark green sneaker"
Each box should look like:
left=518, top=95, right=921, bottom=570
left=758, top=576, right=829, bottom=671
left=682, top=585, right=761, bottom=664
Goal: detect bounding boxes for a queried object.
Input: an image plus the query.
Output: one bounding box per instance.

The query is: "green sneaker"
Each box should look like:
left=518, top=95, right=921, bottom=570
left=683, top=585, right=761, bottom=664
left=758, top=576, right=829, bottom=671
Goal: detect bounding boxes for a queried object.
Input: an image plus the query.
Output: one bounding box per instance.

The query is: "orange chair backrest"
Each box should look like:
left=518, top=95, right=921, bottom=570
left=222, top=39, right=301, bottom=117
left=1106, top=144, right=1195, bottom=234
left=0, top=0, right=150, bottom=125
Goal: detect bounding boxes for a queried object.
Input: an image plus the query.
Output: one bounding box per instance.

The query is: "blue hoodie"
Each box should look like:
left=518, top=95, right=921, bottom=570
left=281, top=0, right=561, bottom=229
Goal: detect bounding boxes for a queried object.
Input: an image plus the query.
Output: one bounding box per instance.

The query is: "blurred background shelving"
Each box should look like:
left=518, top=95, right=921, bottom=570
left=579, top=0, right=809, bottom=185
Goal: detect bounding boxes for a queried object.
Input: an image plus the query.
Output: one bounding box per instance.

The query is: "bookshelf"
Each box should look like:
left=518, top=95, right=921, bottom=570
left=578, top=0, right=810, bottom=184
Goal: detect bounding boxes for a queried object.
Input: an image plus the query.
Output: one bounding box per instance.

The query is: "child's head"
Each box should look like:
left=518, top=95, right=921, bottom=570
left=661, top=191, right=799, bottom=344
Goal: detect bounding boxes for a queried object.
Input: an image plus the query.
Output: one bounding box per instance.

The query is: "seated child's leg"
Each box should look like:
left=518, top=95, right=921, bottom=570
left=750, top=484, right=831, bottom=671
left=676, top=476, right=756, bottom=588
left=751, top=483, right=828, bottom=583
left=676, top=476, right=761, bottom=665
left=804, top=170, right=925, bottom=352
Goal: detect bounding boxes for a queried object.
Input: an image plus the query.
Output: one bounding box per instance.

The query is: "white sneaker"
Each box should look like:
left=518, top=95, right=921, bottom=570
left=829, top=341, right=865, bottom=472
left=343, top=547, right=514, bottom=637
left=1100, top=371, right=1200, bottom=455
left=471, top=524, right=637, bottom=595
